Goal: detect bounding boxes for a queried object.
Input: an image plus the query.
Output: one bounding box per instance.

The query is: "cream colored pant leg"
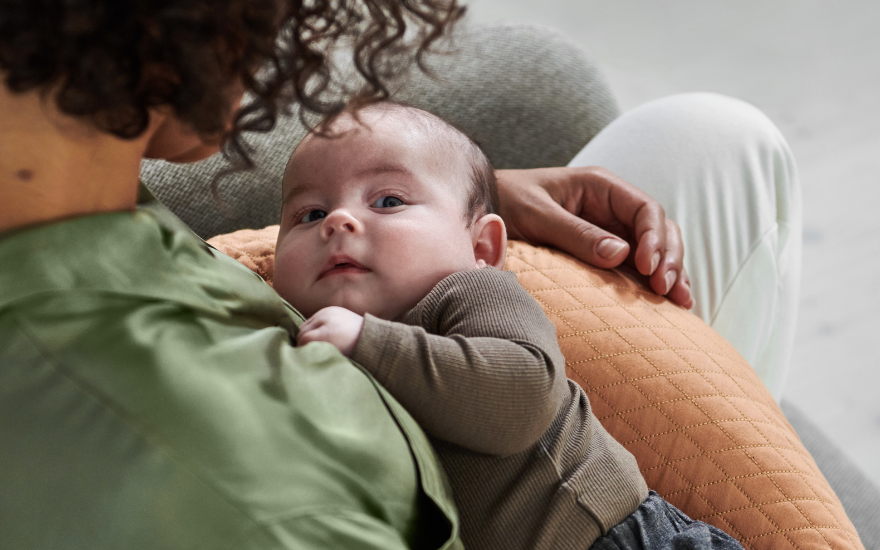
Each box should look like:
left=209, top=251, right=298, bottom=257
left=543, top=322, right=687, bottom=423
left=568, top=93, right=802, bottom=400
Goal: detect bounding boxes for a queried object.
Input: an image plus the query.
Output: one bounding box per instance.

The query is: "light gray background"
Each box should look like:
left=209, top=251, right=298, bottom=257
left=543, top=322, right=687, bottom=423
left=465, top=0, right=880, bottom=487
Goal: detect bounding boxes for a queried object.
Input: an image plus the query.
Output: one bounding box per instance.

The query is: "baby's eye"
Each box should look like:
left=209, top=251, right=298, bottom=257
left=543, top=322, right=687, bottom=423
left=372, top=196, right=404, bottom=208
left=300, top=209, right=327, bottom=223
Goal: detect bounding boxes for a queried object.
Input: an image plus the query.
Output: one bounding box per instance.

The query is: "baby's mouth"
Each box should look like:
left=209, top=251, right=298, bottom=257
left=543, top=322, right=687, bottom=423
left=319, top=256, right=370, bottom=279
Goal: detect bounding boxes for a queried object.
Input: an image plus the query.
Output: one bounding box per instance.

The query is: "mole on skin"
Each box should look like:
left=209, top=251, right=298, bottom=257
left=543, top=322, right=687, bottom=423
left=16, top=169, right=34, bottom=181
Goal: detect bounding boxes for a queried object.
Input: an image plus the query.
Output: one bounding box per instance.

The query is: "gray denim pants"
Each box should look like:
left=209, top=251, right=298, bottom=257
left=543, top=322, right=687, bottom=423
left=590, top=492, right=744, bottom=550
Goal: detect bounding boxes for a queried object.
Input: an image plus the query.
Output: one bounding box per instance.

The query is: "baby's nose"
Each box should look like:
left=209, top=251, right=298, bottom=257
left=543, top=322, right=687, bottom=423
left=321, top=209, right=362, bottom=237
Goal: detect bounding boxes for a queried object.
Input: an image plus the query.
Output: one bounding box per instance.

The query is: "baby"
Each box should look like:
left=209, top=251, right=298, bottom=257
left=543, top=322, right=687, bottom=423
left=273, top=103, right=742, bottom=550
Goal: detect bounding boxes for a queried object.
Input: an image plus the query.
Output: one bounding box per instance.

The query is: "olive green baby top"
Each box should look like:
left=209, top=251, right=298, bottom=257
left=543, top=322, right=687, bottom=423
left=0, top=198, right=460, bottom=550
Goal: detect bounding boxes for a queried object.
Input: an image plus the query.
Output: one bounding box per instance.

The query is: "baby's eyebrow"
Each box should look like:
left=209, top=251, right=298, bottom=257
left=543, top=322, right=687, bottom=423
left=354, top=162, right=414, bottom=179
left=281, top=182, right=312, bottom=207
left=282, top=162, right=415, bottom=205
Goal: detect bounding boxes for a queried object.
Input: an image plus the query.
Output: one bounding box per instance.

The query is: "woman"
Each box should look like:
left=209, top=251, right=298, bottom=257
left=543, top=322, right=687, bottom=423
left=1, top=1, right=787, bottom=549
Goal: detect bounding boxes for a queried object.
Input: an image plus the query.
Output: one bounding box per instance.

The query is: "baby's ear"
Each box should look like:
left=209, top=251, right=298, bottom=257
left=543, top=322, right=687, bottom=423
left=472, top=214, right=507, bottom=270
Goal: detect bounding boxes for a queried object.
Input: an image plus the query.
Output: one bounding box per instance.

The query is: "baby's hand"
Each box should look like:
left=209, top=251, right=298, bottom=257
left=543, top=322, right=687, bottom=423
left=297, top=306, right=365, bottom=357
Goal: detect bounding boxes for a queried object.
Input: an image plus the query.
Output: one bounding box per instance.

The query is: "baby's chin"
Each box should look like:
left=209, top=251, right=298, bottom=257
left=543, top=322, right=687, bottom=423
left=283, top=284, right=417, bottom=320
left=323, top=296, right=411, bottom=321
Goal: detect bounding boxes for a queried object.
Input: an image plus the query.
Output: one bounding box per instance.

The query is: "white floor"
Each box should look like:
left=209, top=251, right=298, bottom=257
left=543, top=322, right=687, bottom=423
left=465, top=0, right=880, bottom=487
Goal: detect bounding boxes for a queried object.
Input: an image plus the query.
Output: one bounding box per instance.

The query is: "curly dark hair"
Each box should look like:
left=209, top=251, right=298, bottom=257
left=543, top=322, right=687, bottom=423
left=0, top=0, right=463, bottom=167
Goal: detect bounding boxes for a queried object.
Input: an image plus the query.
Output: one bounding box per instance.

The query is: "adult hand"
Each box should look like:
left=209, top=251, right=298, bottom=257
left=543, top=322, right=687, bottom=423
left=496, top=166, right=693, bottom=309
left=297, top=306, right=365, bottom=356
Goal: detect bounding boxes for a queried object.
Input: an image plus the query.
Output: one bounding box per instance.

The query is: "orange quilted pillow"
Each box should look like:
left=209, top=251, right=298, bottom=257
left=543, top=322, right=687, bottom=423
left=208, top=225, right=279, bottom=285
left=208, top=227, right=864, bottom=550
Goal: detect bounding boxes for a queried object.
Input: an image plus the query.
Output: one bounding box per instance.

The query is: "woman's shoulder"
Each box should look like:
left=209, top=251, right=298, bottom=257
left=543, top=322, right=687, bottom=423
left=0, top=210, right=439, bottom=546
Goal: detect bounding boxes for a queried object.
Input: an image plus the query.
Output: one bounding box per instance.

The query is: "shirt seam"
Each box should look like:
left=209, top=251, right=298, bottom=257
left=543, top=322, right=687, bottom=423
left=708, top=220, right=781, bottom=325
left=0, top=211, right=227, bottom=315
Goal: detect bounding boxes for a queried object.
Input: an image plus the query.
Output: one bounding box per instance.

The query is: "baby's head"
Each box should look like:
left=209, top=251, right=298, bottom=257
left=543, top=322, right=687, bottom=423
left=274, top=102, right=507, bottom=320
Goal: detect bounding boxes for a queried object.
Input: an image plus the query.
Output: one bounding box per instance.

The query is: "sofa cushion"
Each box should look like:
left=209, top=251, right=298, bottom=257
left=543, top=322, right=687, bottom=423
left=207, top=226, right=864, bottom=550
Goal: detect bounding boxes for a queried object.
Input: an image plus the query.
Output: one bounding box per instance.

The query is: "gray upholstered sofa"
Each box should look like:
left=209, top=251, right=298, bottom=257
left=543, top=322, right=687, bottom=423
left=141, top=22, right=880, bottom=547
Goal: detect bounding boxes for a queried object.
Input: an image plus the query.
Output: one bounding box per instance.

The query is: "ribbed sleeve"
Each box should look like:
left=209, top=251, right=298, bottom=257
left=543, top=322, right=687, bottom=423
left=351, top=267, right=648, bottom=549
left=352, top=268, right=568, bottom=455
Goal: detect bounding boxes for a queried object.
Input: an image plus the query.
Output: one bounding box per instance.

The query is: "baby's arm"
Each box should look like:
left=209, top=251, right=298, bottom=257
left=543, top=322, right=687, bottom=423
left=353, top=268, right=568, bottom=457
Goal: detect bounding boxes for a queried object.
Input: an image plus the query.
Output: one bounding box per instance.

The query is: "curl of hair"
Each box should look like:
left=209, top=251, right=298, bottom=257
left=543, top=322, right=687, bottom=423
left=0, top=0, right=464, bottom=170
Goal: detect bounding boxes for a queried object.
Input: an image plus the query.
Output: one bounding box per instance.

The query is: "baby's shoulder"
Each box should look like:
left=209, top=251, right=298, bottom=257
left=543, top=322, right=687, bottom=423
left=434, top=266, right=523, bottom=294
left=403, top=267, right=540, bottom=332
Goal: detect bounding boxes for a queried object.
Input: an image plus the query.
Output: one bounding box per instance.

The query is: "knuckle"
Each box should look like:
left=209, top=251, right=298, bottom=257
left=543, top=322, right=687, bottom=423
left=590, top=165, right=612, bottom=181
left=633, top=201, right=659, bottom=229
left=573, top=222, right=602, bottom=241
left=570, top=217, right=607, bottom=240
left=570, top=225, right=610, bottom=253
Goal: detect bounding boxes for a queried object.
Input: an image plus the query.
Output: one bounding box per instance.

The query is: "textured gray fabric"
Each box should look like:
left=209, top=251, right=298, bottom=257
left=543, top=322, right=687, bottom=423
left=139, top=110, right=308, bottom=240
left=390, top=23, right=620, bottom=171
left=139, top=22, right=620, bottom=239
left=781, top=400, right=880, bottom=548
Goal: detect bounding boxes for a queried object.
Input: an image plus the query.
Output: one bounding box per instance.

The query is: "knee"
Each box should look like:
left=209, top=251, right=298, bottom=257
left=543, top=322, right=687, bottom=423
left=631, top=93, right=788, bottom=157
left=633, top=93, right=799, bottom=221
left=591, top=92, right=795, bottom=175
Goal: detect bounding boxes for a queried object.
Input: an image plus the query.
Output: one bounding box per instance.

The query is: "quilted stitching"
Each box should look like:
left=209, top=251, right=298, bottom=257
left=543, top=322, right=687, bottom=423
left=207, top=225, right=864, bottom=550
left=505, top=241, right=862, bottom=550
left=207, top=225, right=279, bottom=286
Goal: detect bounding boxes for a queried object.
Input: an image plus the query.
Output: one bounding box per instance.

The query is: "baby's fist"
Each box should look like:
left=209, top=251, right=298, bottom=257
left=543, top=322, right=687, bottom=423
left=297, top=306, right=365, bottom=357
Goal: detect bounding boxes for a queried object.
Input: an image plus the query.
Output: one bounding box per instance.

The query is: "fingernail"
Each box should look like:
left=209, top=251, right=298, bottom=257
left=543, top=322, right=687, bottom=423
left=650, top=252, right=660, bottom=275
left=664, top=270, right=677, bottom=294
left=597, top=238, right=627, bottom=259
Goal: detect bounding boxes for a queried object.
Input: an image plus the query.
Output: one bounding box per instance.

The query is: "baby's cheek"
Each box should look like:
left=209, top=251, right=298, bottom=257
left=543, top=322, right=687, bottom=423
left=273, top=262, right=308, bottom=311
left=273, top=276, right=296, bottom=308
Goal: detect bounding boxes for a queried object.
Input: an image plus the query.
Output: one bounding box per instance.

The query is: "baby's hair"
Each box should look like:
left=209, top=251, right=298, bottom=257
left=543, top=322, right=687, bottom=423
left=332, top=102, right=499, bottom=224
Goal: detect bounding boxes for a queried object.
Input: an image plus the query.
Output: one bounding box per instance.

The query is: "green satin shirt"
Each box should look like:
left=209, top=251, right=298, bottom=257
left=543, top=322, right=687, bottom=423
left=0, top=198, right=461, bottom=549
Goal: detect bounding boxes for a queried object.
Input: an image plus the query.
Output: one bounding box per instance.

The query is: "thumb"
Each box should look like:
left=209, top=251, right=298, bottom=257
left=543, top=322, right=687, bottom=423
left=296, top=318, right=321, bottom=346
left=537, top=204, right=630, bottom=268
left=296, top=328, right=307, bottom=347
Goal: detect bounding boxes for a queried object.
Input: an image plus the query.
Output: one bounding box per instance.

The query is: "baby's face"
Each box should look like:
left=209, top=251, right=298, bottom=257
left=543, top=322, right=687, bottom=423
left=274, top=112, right=479, bottom=320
